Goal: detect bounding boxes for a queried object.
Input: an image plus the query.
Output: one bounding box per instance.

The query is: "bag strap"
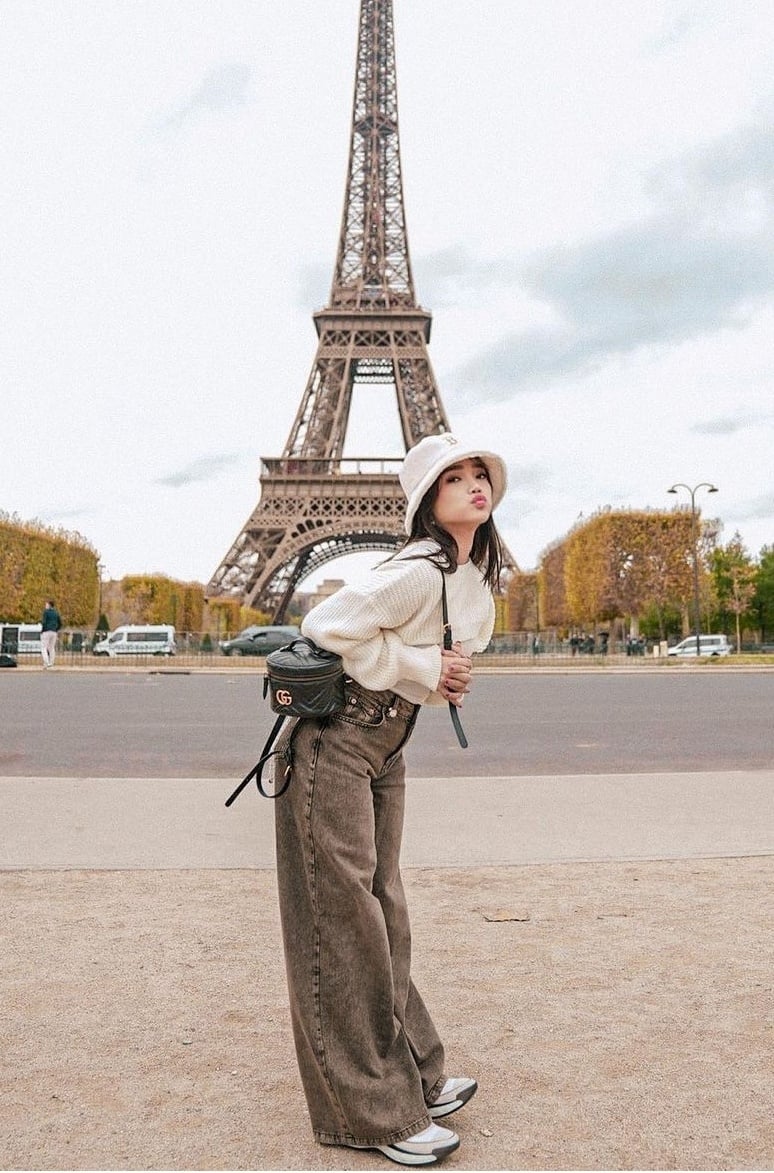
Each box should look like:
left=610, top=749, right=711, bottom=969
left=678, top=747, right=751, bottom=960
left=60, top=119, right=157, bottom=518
left=441, top=575, right=469, bottom=750
left=224, top=713, right=290, bottom=805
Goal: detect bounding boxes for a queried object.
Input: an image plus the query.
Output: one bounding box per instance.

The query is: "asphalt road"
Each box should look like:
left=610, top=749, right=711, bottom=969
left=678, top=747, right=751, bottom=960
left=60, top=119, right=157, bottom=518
left=2, top=669, right=773, bottom=778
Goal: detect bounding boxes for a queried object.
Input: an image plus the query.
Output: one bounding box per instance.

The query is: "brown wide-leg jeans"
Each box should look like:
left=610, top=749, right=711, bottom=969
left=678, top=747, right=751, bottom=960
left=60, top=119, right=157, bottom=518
left=274, top=680, right=446, bottom=1147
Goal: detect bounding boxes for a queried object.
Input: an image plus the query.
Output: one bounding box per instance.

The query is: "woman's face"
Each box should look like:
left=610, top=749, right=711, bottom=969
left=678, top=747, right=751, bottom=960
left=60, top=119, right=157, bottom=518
left=431, top=457, right=493, bottom=534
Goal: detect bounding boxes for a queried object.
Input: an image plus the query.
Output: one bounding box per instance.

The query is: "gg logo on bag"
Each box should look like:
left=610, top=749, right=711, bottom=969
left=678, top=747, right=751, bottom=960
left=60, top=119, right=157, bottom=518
left=276, top=689, right=293, bottom=706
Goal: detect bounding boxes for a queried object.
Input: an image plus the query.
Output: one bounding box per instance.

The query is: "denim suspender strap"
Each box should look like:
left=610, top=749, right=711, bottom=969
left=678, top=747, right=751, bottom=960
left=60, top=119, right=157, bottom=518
left=441, top=575, right=469, bottom=750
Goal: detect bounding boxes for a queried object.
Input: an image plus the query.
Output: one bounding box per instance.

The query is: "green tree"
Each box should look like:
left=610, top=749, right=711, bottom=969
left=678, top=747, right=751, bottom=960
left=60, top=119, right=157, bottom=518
left=753, top=546, right=774, bottom=642
left=638, top=600, right=683, bottom=642
left=711, top=533, right=757, bottom=651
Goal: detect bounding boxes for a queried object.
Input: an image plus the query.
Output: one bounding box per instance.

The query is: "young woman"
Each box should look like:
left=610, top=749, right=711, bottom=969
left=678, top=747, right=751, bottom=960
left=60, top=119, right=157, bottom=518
left=274, top=432, right=507, bottom=1166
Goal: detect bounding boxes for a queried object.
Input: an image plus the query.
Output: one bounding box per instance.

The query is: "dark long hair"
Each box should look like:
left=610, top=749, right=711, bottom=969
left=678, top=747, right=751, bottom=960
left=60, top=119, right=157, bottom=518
left=404, top=476, right=504, bottom=591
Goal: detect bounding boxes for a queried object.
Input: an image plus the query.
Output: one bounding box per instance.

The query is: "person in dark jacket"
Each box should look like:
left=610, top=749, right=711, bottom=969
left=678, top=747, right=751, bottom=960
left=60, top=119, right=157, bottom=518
left=40, top=600, right=62, bottom=668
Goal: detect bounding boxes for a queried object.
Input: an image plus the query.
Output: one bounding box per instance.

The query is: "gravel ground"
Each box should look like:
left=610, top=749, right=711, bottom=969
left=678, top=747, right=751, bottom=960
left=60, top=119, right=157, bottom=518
left=2, top=858, right=772, bottom=1171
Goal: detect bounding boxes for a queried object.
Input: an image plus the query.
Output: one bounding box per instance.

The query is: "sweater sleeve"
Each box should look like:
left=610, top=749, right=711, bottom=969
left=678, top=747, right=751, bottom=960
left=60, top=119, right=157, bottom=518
left=472, top=594, right=496, bottom=653
left=301, top=556, right=443, bottom=694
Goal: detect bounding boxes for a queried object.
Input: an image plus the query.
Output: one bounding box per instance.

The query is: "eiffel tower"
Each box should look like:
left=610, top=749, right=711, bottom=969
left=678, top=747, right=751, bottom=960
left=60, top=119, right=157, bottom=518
left=207, top=0, right=515, bottom=619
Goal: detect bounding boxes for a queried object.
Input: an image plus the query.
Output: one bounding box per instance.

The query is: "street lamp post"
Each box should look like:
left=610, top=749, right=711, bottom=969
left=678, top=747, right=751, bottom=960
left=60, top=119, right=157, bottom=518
left=667, top=482, right=719, bottom=656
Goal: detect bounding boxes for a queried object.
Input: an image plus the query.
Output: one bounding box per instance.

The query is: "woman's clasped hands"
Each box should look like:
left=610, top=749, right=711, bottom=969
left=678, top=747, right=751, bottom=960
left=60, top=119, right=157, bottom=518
left=438, top=641, right=472, bottom=706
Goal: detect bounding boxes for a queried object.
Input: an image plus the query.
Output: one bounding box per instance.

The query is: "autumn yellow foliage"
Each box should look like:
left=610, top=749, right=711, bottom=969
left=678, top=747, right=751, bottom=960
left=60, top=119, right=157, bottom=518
left=0, top=512, right=99, bottom=625
left=539, top=508, right=703, bottom=629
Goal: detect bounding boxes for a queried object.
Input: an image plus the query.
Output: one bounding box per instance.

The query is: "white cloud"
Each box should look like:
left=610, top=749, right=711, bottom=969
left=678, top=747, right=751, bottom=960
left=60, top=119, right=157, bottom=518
left=155, top=454, right=245, bottom=488
left=440, top=119, right=774, bottom=404
left=149, top=62, right=255, bottom=135
left=692, top=413, right=772, bottom=436
left=0, top=0, right=772, bottom=586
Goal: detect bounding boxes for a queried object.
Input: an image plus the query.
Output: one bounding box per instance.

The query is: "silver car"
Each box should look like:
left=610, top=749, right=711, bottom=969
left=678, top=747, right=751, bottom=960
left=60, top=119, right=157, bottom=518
left=667, top=634, right=731, bottom=658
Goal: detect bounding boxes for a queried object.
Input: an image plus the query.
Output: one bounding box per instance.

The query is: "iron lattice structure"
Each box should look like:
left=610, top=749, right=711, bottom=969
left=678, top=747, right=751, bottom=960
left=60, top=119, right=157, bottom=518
left=207, top=0, right=515, bottom=618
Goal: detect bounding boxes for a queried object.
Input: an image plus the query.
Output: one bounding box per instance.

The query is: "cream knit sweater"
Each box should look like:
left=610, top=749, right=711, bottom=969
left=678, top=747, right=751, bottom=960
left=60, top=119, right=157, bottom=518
left=301, top=540, right=495, bottom=705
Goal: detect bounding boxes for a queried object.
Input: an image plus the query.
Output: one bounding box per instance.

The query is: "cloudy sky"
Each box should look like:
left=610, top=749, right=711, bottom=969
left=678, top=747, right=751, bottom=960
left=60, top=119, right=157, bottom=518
left=2, top=0, right=773, bottom=592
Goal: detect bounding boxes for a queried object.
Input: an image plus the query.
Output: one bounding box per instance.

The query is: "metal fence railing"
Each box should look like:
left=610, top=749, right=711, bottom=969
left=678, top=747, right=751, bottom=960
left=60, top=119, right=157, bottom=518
left=3, top=629, right=660, bottom=667
left=6, top=630, right=771, bottom=668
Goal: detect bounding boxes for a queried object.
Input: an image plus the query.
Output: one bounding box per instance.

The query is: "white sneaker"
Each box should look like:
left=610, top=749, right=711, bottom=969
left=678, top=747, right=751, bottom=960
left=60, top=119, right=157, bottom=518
left=374, top=1122, right=460, bottom=1165
left=427, top=1077, right=478, bottom=1119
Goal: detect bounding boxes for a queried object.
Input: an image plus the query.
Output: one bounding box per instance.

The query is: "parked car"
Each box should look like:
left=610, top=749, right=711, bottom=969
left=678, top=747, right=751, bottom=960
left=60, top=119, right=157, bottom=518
left=0, top=622, right=42, bottom=655
left=667, top=634, right=731, bottom=658
left=219, top=625, right=300, bottom=657
left=93, top=625, right=176, bottom=657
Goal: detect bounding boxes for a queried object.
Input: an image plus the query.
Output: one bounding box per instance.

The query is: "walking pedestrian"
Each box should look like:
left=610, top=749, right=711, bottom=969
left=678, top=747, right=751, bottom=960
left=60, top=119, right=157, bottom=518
left=40, top=599, right=62, bottom=668
left=272, top=432, right=507, bottom=1166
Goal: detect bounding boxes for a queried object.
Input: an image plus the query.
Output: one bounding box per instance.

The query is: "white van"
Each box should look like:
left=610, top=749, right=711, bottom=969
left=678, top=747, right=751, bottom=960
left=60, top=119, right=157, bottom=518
left=93, top=625, right=176, bottom=657
left=0, top=622, right=42, bottom=655
left=667, top=634, right=731, bottom=658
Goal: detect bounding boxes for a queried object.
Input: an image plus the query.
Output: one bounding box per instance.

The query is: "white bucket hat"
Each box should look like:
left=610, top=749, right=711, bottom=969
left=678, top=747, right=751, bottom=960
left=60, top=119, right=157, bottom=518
left=399, top=432, right=507, bottom=535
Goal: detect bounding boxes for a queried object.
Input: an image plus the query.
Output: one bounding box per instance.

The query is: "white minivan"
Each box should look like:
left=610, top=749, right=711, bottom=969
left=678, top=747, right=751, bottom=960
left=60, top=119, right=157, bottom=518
left=667, top=634, right=731, bottom=658
left=0, top=622, right=42, bottom=655
left=93, top=625, right=176, bottom=657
